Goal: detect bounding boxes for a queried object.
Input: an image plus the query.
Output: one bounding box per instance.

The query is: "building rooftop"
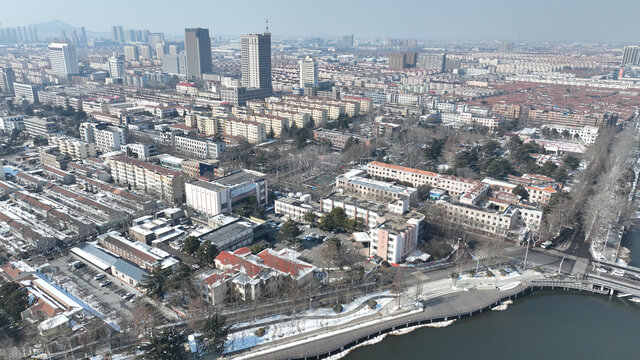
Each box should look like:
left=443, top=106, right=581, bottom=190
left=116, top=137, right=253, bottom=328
left=213, top=169, right=265, bottom=188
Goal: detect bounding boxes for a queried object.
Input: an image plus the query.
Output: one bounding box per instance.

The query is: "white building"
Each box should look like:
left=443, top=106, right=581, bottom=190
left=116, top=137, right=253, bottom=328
left=541, top=124, right=599, bottom=145
left=48, top=43, right=79, bottom=78
left=241, top=31, right=272, bottom=91
left=80, top=122, right=126, bottom=153
left=174, top=135, right=225, bottom=159
left=124, top=45, right=139, bottom=61
left=186, top=170, right=267, bottom=217
left=108, top=55, right=125, bottom=78
left=13, top=83, right=39, bottom=103
left=0, top=115, right=24, bottom=132
left=299, top=56, right=318, bottom=88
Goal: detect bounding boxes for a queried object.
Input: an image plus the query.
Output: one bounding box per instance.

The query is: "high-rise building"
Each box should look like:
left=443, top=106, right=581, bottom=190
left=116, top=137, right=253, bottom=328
left=124, top=45, right=139, bottom=61
left=148, top=32, right=165, bottom=46
left=169, top=44, right=178, bottom=55
left=0, top=67, right=16, bottom=95
left=111, top=26, right=124, bottom=43
left=342, top=34, right=354, bottom=48
left=155, top=44, right=165, bottom=58
left=299, top=56, right=318, bottom=88
left=621, top=46, right=640, bottom=66
left=162, top=54, right=187, bottom=75
left=139, top=45, right=152, bottom=60
left=48, top=43, right=79, bottom=78
left=184, top=28, right=212, bottom=79
left=108, top=55, right=125, bottom=78
left=80, top=27, right=87, bottom=44
left=418, top=53, right=446, bottom=72
left=498, top=41, right=514, bottom=52
left=241, top=29, right=272, bottom=90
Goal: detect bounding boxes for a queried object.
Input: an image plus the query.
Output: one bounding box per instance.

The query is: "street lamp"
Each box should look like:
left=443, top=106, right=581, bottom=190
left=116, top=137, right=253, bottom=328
left=523, top=238, right=530, bottom=270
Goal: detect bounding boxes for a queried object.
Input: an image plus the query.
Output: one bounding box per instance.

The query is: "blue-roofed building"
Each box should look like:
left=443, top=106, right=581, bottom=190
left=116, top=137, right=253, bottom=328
left=111, top=259, right=148, bottom=289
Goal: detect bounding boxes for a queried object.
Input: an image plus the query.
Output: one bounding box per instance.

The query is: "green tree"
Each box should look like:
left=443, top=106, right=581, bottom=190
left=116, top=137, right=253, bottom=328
left=481, top=140, right=500, bottom=156
left=234, top=195, right=265, bottom=219
left=32, top=136, right=48, bottom=146
left=539, top=161, right=558, bottom=176
left=277, top=219, right=302, bottom=243
left=140, top=328, right=187, bottom=360
left=166, top=264, right=193, bottom=291
left=563, top=154, right=580, bottom=170
left=303, top=211, right=317, bottom=224
left=197, top=242, right=219, bottom=267
left=479, top=157, right=515, bottom=178
left=319, top=207, right=347, bottom=232
left=200, top=314, right=230, bottom=354
left=181, top=236, right=201, bottom=255
left=267, top=126, right=275, bottom=139
left=424, top=137, right=447, bottom=161
left=344, top=136, right=359, bottom=150
left=454, top=148, right=478, bottom=169
left=0, top=282, right=28, bottom=321
left=141, top=266, right=172, bottom=299
left=513, top=184, right=529, bottom=200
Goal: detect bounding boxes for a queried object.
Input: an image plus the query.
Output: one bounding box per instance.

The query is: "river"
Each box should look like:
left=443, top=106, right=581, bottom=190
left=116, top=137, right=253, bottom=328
left=345, top=291, right=640, bottom=359
left=346, top=227, right=640, bottom=360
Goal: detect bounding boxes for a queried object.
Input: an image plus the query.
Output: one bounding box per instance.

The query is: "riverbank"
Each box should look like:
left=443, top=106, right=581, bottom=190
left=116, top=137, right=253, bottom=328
left=346, top=290, right=640, bottom=360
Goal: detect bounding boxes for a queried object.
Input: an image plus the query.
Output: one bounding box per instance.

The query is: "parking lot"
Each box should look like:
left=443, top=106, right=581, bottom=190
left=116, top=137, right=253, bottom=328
left=45, top=256, right=172, bottom=330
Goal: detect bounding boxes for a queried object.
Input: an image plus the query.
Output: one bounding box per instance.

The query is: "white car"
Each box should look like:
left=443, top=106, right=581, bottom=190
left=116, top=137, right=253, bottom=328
left=595, top=267, right=608, bottom=273
left=540, top=241, right=553, bottom=249
left=611, top=269, right=625, bottom=277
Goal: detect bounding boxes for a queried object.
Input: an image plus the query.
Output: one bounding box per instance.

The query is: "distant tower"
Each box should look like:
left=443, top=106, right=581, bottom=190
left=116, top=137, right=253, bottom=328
left=240, top=23, right=272, bottom=91
left=299, top=56, right=318, bottom=88
left=0, top=67, right=16, bottom=95
left=184, top=28, right=212, bottom=79
left=48, top=43, right=79, bottom=77
left=621, top=46, right=640, bottom=66
left=108, top=55, right=125, bottom=78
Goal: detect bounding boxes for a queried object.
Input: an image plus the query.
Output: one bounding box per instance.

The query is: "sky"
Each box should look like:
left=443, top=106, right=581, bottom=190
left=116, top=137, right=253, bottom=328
left=2, top=0, right=639, bottom=43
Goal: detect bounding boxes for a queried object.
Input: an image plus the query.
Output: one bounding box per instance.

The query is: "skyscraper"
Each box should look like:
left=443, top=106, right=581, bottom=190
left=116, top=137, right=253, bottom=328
left=48, top=43, right=79, bottom=78
left=0, top=67, right=16, bottom=95
left=241, top=28, right=272, bottom=90
left=418, top=53, right=446, bottom=72
left=148, top=32, right=165, bottom=47
left=621, top=46, right=640, bottom=66
left=184, top=28, right=212, bottom=79
left=111, top=26, right=124, bottom=43
left=139, top=45, right=152, bottom=60
left=342, top=34, right=354, bottom=48
left=124, top=45, right=139, bottom=61
left=299, top=56, right=318, bottom=88
left=108, top=55, right=125, bottom=78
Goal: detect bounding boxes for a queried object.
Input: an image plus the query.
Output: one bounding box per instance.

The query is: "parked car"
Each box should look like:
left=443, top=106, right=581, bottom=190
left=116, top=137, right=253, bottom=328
left=540, top=241, right=553, bottom=249
left=94, top=274, right=106, bottom=281
left=99, top=280, right=112, bottom=287
left=123, top=292, right=133, bottom=300
left=129, top=296, right=136, bottom=303
left=595, top=267, right=608, bottom=274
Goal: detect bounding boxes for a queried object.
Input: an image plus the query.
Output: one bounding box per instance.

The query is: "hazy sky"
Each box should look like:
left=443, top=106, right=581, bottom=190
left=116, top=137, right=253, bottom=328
left=2, top=0, right=638, bottom=43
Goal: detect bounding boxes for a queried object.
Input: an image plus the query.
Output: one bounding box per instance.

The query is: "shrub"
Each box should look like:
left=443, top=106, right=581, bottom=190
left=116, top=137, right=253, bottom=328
left=333, top=303, right=343, bottom=313
left=367, top=299, right=377, bottom=309
left=254, top=327, right=266, bottom=337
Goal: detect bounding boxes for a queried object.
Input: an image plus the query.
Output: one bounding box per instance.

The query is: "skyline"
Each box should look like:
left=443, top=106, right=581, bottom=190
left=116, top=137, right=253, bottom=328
left=1, top=0, right=639, bottom=43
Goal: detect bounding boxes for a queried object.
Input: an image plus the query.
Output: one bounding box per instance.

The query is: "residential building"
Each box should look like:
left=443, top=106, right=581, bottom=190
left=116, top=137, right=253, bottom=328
left=108, top=55, right=125, bottom=78
left=23, top=117, right=59, bottom=137
left=174, top=135, right=225, bottom=159
left=222, top=118, right=267, bottom=143
left=48, top=43, right=79, bottom=78
left=418, top=53, right=446, bottom=72
left=241, top=29, right=272, bottom=91
left=79, top=122, right=126, bottom=152
left=336, top=169, right=417, bottom=206
left=299, top=56, right=318, bottom=88
left=185, top=169, right=267, bottom=217
left=0, top=67, right=16, bottom=95
left=342, top=34, right=354, bottom=48
left=123, top=45, right=139, bottom=61
left=0, top=115, right=24, bottom=132
left=621, top=46, right=640, bottom=66
left=48, top=136, right=96, bottom=159
left=139, top=45, right=152, bottom=60
left=105, top=155, right=186, bottom=204
left=313, top=129, right=372, bottom=149
left=250, top=114, right=289, bottom=137
left=97, top=231, right=178, bottom=271
left=274, top=194, right=321, bottom=223
left=121, top=143, right=157, bottom=160
left=13, top=83, right=39, bottom=103
left=162, top=53, right=187, bottom=75
left=184, top=28, right=212, bottom=79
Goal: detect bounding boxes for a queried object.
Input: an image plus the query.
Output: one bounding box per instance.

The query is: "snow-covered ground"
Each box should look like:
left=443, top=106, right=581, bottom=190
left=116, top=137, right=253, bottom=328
left=225, top=295, right=395, bottom=353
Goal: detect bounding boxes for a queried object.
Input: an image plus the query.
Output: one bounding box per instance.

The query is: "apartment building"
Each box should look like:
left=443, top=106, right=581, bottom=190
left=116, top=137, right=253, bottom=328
left=222, top=118, right=266, bottom=144
left=336, top=169, right=417, bottom=206
left=274, top=195, right=321, bottom=223
left=48, top=136, right=96, bottom=159
left=268, top=109, right=311, bottom=128
left=13, top=83, right=39, bottom=103
left=79, top=122, right=126, bottom=152
left=174, top=135, right=225, bottom=159
left=105, top=155, right=185, bottom=204
left=528, top=109, right=601, bottom=127
left=97, top=231, right=178, bottom=271
left=342, top=96, right=373, bottom=114
left=313, top=129, right=372, bottom=150
left=23, top=117, right=59, bottom=137
left=434, top=200, right=518, bottom=237
left=367, top=161, right=481, bottom=197
left=185, top=169, right=267, bottom=217
left=0, top=115, right=24, bottom=132
left=250, top=114, right=289, bottom=137
left=541, top=124, right=599, bottom=145
left=120, top=143, right=157, bottom=160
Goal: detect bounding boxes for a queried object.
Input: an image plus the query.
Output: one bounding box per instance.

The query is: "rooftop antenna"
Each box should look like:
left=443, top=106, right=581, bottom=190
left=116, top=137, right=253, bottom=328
left=265, top=18, right=270, bottom=35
